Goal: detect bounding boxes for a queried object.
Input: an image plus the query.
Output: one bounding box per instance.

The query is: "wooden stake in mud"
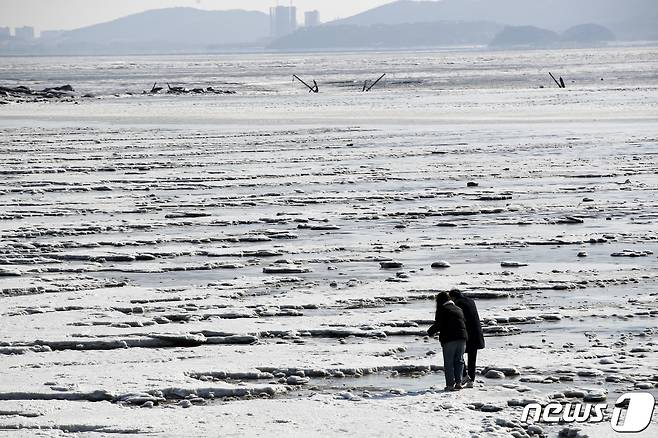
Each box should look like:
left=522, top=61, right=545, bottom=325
left=364, top=74, right=386, bottom=92
left=548, top=72, right=561, bottom=88
left=548, top=72, right=565, bottom=89
left=293, top=75, right=319, bottom=93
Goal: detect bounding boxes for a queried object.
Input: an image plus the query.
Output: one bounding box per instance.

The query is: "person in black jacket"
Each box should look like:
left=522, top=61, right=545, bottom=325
left=449, top=289, right=485, bottom=388
left=427, top=292, right=468, bottom=391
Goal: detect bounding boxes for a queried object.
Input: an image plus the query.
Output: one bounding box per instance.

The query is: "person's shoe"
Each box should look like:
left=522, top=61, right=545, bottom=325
left=464, top=381, right=474, bottom=388
left=453, top=383, right=463, bottom=391
left=443, top=385, right=454, bottom=391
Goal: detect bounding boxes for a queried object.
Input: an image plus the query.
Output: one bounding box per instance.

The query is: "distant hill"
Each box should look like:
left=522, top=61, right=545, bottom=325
left=333, top=0, right=657, bottom=40
left=269, top=21, right=502, bottom=50
left=490, top=26, right=560, bottom=48
left=44, top=8, right=270, bottom=54
left=490, top=23, right=616, bottom=48
left=561, top=24, right=615, bottom=43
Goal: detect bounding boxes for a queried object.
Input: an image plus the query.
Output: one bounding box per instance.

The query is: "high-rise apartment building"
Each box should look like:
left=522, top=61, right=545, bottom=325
left=270, top=5, right=297, bottom=38
left=304, top=10, right=321, bottom=27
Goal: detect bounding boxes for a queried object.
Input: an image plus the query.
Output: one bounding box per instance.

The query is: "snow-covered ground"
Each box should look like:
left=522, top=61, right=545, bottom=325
left=0, top=46, right=657, bottom=437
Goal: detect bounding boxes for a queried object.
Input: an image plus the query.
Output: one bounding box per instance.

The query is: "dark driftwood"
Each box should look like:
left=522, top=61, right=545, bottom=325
left=548, top=72, right=562, bottom=88
left=365, top=74, right=386, bottom=92
left=293, top=75, right=319, bottom=93
left=549, top=72, right=566, bottom=89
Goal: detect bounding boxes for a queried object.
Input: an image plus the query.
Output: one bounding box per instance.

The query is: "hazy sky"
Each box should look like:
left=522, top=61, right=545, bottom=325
left=0, top=0, right=396, bottom=32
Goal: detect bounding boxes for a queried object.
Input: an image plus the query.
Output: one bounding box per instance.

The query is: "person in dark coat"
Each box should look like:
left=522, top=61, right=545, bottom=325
left=427, top=291, right=468, bottom=390
left=449, top=289, right=485, bottom=387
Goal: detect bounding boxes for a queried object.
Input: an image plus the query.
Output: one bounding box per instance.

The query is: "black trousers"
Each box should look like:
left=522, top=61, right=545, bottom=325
left=462, top=347, right=478, bottom=381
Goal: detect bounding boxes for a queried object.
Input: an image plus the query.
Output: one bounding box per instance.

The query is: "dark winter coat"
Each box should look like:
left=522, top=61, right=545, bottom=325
left=427, top=301, right=468, bottom=345
left=451, top=291, right=485, bottom=350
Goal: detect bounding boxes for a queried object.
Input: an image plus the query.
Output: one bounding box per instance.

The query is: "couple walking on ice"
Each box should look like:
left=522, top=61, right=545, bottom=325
left=427, top=289, right=485, bottom=391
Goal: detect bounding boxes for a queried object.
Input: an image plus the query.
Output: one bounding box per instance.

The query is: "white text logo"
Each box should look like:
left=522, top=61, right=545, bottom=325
left=521, top=392, right=655, bottom=433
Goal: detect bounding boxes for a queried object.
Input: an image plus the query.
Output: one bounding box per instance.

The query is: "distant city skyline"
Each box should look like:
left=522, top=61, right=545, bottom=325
left=0, top=0, right=394, bottom=33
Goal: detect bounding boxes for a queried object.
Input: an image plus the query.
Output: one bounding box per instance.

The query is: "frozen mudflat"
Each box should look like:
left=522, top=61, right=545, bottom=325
left=0, top=46, right=657, bottom=437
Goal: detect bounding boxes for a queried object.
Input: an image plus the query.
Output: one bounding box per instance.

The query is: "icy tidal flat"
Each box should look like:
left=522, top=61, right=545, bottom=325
left=1, top=47, right=658, bottom=437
